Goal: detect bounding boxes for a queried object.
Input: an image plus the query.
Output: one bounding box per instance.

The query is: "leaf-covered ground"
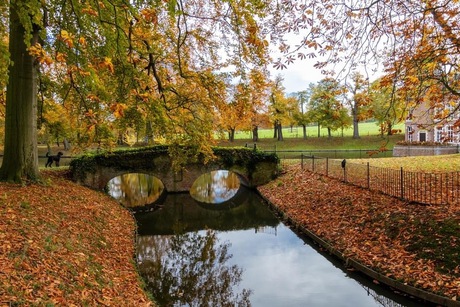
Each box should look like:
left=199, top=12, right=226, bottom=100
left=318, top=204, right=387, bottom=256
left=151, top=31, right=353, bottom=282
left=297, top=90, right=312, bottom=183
left=2, top=166, right=459, bottom=305
left=0, top=170, right=153, bottom=306
left=258, top=165, right=460, bottom=302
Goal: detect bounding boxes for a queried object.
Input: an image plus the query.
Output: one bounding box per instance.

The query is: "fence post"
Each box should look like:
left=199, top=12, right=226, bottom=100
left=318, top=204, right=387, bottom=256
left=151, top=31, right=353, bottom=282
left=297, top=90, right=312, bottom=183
left=400, top=167, right=404, bottom=200
left=326, top=157, right=329, bottom=176
left=312, top=155, right=315, bottom=172
left=301, top=153, right=304, bottom=170
left=367, top=162, right=370, bottom=189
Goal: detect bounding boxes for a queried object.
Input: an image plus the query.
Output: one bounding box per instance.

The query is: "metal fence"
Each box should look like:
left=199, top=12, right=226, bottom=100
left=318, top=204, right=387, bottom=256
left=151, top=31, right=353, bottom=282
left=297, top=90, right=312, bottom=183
left=291, top=154, right=460, bottom=206
left=245, top=144, right=393, bottom=159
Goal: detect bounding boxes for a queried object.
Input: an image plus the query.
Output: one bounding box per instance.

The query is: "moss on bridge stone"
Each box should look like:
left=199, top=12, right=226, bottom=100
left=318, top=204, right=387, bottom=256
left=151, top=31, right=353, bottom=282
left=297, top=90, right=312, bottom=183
left=69, top=145, right=279, bottom=191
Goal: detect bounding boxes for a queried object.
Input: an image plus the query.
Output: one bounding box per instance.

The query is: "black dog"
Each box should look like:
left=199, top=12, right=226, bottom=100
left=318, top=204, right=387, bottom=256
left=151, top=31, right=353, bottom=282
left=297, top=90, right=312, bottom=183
left=45, top=152, right=63, bottom=167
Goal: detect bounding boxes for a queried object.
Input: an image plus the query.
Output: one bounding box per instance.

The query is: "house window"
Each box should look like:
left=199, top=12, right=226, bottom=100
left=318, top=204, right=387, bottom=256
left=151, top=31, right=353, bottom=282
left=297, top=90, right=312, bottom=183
left=407, top=126, right=413, bottom=142
left=435, top=128, right=443, bottom=142
left=447, top=125, right=454, bottom=141
left=419, top=131, right=427, bottom=142
left=447, top=104, right=456, bottom=121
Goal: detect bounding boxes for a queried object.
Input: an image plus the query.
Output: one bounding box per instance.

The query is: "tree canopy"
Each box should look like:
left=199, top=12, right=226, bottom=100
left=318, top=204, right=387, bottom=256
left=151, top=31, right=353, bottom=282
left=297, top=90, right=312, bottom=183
left=3, top=0, right=460, bottom=182
left=273, top=0, right=460, bottom=112
left=0, top=0, right=272, bottom=182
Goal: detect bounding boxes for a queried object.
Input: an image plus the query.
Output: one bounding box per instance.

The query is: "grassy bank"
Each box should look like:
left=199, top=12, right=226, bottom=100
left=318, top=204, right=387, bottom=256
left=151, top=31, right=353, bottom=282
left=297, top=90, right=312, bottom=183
left=217, top=134, right=405, bottom=151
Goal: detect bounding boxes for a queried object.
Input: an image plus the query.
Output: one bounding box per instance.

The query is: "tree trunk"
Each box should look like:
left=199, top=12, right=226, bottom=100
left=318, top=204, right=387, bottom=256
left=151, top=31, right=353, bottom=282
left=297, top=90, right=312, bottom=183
left=228, top=128, right=235, bottom=142
left=352, top=108, right=360, bottom=139
left=273, top=121, right=278, bottom=139
left=252, top=126, right=258, bottom=142
left=0, top=5, right=40, bottom=182
left=317, top=123, right=321, bottom=137
left=327, top=127, right=332, bottom=138
left=387, top=122, right=393, bottom=135
left=277, top=122, right=284, bottom=141
left=302, top=124, right=307, bottom=139
left=64, top=138, right=70, bottom=150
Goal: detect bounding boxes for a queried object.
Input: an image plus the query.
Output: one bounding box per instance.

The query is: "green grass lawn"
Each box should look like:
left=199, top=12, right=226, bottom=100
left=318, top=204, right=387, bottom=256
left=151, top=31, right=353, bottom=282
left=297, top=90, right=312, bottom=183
left=226, top=121, right=403, bottom=139
left=216, top=122, right=405, bottom=158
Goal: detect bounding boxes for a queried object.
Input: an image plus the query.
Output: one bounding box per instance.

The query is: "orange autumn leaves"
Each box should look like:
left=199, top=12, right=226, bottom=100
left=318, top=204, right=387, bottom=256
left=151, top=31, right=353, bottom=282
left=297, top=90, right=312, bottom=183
left=0, top=170, right=152, bottom=306
left=258, top=164, right=460, bottom=301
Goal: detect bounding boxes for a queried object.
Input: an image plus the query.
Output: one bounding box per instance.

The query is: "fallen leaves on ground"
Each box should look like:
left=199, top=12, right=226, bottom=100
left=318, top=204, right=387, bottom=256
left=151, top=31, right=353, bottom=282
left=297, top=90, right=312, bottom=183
left=258, top=164, right=460, bottom=301
left=0, top=170, right=153, bottom=306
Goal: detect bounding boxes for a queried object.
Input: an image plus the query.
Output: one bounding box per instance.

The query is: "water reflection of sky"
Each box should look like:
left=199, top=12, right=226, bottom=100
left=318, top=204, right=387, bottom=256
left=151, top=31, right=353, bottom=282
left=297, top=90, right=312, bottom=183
left=218, top=227, right=397, bottom=307
left=190, top=170, right=240, bottom=203
left=132, top=174, right=418, bottom=307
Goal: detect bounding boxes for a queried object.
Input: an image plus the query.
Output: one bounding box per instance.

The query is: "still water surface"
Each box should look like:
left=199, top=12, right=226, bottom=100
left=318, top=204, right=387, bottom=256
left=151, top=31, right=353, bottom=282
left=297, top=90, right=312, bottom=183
left=107, top=171, right=425, bottom=307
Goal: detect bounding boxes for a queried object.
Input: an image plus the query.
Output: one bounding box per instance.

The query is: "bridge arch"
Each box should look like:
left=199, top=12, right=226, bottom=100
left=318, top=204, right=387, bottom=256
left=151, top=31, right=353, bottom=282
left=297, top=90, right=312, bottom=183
left=70, top=146, right=279, bottom=192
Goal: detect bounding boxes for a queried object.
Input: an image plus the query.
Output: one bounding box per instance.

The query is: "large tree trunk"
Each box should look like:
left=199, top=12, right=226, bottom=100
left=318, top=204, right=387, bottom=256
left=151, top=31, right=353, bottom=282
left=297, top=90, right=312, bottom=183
left=277, top=122, right=283, bottom=141
left=317, top=123, right=321, bottom=137
left=228, top=128, right=235, bottom=142
left=273, top=121, right=278, bottom=139
left=302, top=124, right=307, bottom=139
left=0, top=5, right=40, bottom=182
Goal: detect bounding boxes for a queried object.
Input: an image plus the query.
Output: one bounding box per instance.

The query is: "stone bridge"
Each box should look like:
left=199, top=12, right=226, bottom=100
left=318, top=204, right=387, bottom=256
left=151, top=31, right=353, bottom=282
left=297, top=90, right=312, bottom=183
left=69, top=146, right=279, bottom=192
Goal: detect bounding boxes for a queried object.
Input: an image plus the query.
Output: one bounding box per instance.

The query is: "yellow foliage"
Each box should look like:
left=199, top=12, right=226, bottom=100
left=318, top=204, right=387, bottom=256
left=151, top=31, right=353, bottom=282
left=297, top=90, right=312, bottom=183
left=81, top=7, right=98, bottom=17
left=55, top=52, right=66, bottom=62
left=58, top=30, right=74, bottom=48
left=78, top=37, right=87, bottom=47
left=98, top=57, right=114, bottom=73
left=28, top=44, right=53, bottom=65
left=110, top=103, right=126, bottom=118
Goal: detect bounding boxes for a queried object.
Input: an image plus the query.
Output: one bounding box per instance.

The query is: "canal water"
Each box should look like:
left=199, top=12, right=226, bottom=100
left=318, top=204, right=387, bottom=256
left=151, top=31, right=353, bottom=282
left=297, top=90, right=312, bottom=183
left=107, top=171, right=427, bottom=307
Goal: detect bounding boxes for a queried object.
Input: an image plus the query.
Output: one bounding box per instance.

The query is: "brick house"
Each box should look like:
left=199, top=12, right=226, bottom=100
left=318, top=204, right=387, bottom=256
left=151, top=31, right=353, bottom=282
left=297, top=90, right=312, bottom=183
left=405, top=100, right=460, bottom=144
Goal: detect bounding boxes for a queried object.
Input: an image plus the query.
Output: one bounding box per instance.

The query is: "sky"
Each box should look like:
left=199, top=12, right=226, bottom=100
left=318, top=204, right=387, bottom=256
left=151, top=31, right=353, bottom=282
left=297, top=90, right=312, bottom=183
left=271, top=59, right=384, bottom=95
left=270, top=60, right=324, bottom=94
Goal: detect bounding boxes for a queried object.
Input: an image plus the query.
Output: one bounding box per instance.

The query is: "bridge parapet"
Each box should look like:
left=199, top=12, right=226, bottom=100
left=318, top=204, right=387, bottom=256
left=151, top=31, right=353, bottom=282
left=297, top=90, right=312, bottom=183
left=69, top=146, right=279, bottom=192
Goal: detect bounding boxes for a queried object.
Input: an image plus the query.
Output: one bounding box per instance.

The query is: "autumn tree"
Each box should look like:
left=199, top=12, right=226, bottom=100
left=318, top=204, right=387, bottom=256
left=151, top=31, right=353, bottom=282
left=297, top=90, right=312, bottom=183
left=292, top=85, right=314, bottom=139
left=0, top=0, right=271, bottom=182
left=370, top=79, right=407, bottom=137
left=268, top=76, right=294, bottom=141
left=307, top=78, right=350, bottom=138
left=247, top=68, right=270, bottom=142
left=272, top=1, right=460, bottom=132
left=344, top=72, right=372, bottom=139
left=220, top=82, right=251, bottom=142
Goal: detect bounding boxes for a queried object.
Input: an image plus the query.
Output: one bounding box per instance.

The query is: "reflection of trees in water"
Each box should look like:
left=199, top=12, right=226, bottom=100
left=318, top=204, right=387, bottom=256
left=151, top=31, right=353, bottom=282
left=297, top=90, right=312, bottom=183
left=362, top=286, right=406, bottom=307
left=190, top=171, right=240, bottom=203
left=137, top=230, right=252, bottom=306
left=107, top=173, right=163, bottom=208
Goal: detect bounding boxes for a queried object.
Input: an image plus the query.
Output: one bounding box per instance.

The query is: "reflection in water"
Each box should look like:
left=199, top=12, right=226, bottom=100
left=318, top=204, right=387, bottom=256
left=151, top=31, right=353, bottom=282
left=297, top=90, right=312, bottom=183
left=135, top=191, right=424, bottom=307
left=106, top=173, right=164, bottom=208
left=190, top=170, right=240, bottom=203
left=137, top=230, right=251, bottom=306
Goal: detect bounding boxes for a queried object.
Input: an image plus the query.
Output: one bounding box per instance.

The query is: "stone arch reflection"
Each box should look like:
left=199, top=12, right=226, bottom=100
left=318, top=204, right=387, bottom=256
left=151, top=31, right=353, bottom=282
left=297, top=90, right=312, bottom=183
left=190, top=170, right=241, bottom=204
left=106, top=173, right=165, bottom=209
